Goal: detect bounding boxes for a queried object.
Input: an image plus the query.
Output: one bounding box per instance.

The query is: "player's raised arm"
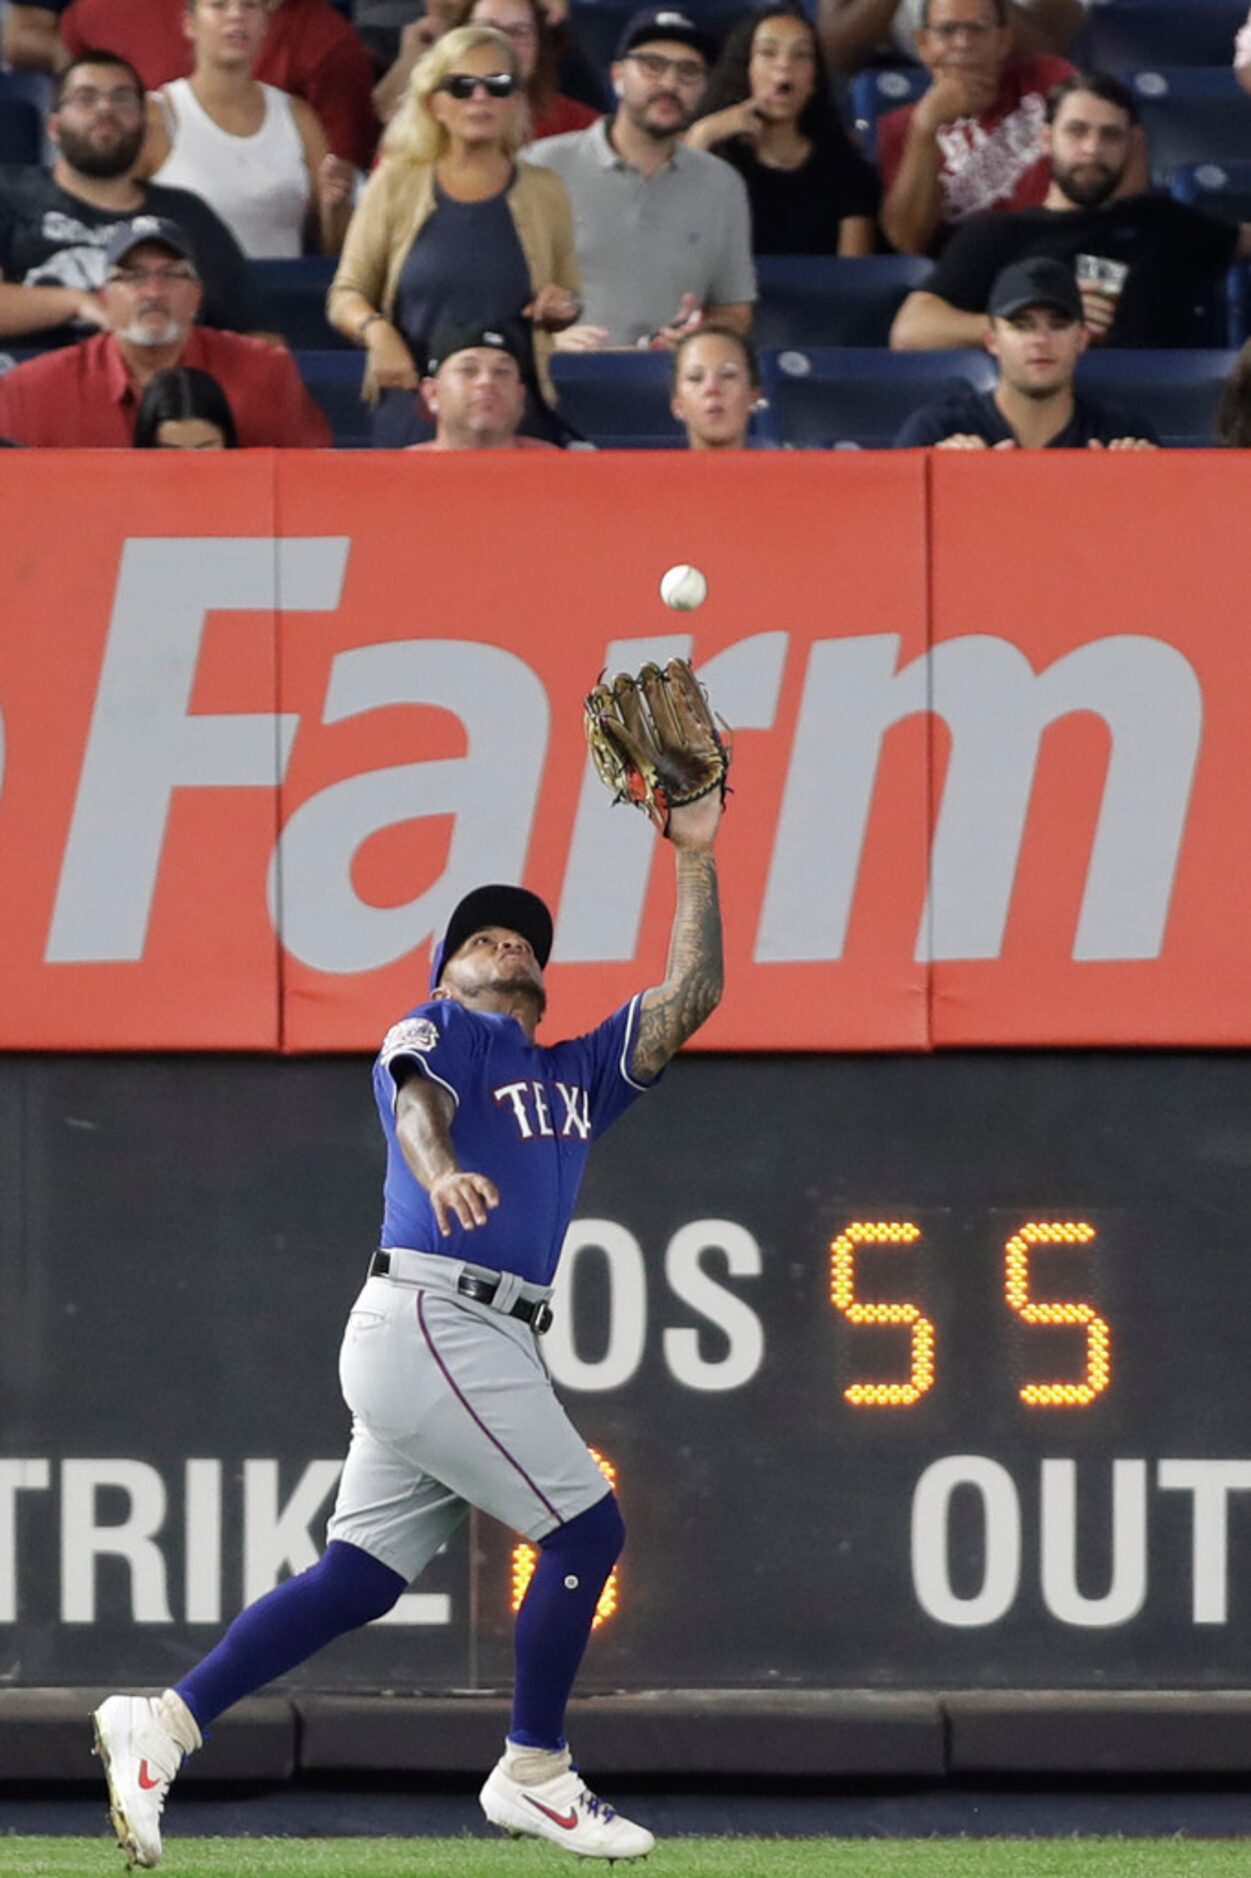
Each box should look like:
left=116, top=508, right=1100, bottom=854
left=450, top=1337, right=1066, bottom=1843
left=395, top=1073, right=500, bottom=1235
left=633, top=796, right=724, bottom=1080
left=583, top=658, right=729, bottom=1081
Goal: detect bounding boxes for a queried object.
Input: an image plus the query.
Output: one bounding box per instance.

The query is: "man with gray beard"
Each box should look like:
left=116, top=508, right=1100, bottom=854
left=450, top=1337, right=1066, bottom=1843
left=0, top=50, right=265, bottom=348
left=0, top=219, right=329, bottom=444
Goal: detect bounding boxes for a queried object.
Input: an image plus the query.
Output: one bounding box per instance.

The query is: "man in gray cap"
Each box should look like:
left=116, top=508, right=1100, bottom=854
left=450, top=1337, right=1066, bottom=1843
left=894, top=254, right=1157, bottom=448
left=527, top=5, right=756, bottom=348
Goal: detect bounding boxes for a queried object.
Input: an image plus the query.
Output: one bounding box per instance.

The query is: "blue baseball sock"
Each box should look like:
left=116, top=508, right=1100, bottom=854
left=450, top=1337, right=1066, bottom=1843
left=176, top=1539, right=406, bottom=1730
left=509, top=1491, right=626, bottom=1751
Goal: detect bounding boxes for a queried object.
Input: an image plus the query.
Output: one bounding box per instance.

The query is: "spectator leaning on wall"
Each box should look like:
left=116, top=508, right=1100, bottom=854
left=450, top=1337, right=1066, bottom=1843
left=894, top=255, right=1158, bottom=447
left=411, top=319, right=562, bottom=448
left=0, top=219, right=330, bottom=446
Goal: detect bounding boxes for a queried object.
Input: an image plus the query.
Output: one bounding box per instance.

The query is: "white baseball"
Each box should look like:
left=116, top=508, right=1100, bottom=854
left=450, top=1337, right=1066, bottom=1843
left=659, top=563, right=708, bottom=611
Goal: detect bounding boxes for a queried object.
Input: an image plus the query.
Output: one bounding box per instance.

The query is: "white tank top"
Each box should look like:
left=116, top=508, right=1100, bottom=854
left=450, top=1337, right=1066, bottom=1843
left=152, top=78, right=310, bottom=260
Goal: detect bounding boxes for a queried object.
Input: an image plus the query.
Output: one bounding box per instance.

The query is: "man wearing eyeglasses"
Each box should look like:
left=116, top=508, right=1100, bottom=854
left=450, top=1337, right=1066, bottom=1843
left=526, top=5, right=755, bottom=349
left=0, top=52, right=266, bottom=349
left=876, top=0, right=1073, bottom=254
left=0, top=217, right=330, bottom=445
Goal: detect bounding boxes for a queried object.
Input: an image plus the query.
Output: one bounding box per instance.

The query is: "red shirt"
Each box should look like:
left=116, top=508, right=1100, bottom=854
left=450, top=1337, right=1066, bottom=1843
left=878, top=54, right=1073, bottom=237
left=531, top=94, right=599, bottom=142
left=58, top=0, right=378, bottom=167
left=0, top=327, right=332, bottom=448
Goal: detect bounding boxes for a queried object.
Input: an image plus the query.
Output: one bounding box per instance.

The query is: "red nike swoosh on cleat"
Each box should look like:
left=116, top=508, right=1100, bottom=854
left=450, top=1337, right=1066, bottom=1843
left=523, top=1795, right=579, bottom=1830
left=138, top=1762, right=163, bottom=1790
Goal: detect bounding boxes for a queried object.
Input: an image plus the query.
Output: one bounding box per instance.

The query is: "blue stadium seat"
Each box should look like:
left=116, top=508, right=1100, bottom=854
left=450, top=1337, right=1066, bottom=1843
left=296, top=350, right=369, bottom=447
left=1172, top=158, right=1251, bottom=223
left=0, top=99, right=42, bottom=167
left=1082, top=1, right=1247, bottom=67
left=1129, top=69, right=1250, bottom=184
left=1170, top=166, right=1251, bottom=341
left=549, top=349, right=682, bottom=446
left=754, top=255, right=934, bottom=350
left=0, top=69, right=53, bottom=112
left=251, top=256, right=345, bottom=349
left=757, top=346, right=996, bottom=448
left=849, top=67, right=929, bottom=162
left=1077, top=348, right=1235, bottom=446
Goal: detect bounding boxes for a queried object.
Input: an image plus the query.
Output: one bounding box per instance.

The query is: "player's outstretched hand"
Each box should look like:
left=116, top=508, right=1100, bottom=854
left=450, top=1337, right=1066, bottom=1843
left=429, top=1169, right=500, bottom=1236
left=667, top=791, right=722, bottom=852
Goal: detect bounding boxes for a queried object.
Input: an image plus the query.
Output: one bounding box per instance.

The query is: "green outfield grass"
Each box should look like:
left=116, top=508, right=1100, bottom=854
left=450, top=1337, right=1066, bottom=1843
left=3, top=1841, right=1250, bottom=1878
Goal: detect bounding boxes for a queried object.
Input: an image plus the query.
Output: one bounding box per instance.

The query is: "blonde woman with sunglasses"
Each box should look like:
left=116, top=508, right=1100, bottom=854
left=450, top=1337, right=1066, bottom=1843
left=329, top=25, right=580, bottom=444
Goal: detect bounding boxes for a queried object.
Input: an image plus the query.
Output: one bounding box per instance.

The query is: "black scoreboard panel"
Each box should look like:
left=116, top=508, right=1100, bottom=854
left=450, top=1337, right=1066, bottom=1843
left=3, top=1051, right=1250, bottom=1691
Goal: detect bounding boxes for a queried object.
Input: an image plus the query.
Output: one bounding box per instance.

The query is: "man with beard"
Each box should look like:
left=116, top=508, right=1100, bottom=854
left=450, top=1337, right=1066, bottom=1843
left=0, top=219, right=329, bottom=444
left=527, top=6, right=755, bottom=348
left=893, top=255, right=1157, bottom=446
left=0, top=52, right=265, bottom=347
left=891, top=71, right=1251, bottom=349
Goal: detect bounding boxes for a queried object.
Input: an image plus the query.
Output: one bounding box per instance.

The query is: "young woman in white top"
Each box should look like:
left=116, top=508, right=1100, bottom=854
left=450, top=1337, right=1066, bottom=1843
left=141, top=0, right=354, bottom=258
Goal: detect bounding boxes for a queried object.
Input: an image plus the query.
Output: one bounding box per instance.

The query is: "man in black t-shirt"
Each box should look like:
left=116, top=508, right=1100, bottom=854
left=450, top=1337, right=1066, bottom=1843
left=894, top=254, right=1158, bottom=446
left=0, top=50, right=265, bottom=350
left=891, top=70, right=1251, bottom=351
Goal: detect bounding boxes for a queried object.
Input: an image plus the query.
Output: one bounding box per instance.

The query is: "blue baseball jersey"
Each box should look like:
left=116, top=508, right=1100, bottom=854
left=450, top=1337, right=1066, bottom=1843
left=372, top=995, right=653, bottom=1285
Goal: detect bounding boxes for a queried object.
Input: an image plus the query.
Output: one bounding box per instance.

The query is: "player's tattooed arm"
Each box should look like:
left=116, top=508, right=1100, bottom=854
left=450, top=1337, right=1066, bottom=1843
left=632, top=804, right=724, bottom=1079
left=395, top=1075, right=500, bottom=1235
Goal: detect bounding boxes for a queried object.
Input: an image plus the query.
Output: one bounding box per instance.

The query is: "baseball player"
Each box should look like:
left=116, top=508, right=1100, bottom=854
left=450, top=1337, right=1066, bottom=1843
left=92, top=786, right=724, bottom=1867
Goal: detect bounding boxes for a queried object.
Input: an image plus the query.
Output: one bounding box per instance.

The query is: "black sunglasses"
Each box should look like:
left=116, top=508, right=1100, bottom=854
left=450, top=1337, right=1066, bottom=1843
left=439, top=71, right=517, bottom=98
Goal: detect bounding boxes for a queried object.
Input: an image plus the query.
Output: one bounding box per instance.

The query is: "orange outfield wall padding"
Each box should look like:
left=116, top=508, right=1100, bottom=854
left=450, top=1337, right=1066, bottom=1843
left=0, top=448, right=1247, bottom=1052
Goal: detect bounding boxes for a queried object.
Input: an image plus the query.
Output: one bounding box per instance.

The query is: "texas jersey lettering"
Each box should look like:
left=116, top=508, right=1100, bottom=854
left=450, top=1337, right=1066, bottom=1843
left=373, top=994, right=652, bottom=1284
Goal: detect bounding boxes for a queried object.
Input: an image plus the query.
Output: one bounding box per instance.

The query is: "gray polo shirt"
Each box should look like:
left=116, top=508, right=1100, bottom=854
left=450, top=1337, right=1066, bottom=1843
left=526, top=117, right=756, bottom=345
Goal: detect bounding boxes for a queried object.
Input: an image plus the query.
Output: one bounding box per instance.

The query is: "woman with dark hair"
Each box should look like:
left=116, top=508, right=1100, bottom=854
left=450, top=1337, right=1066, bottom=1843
left=1216, top=339, right=1251, bottom=447
left=451, top=0, right=599, bottom=142
left=686, top=6, right=878, bottom=255
left=133, top=367, right=239, bottom=448
left=670, top=322, right=761, bottom=450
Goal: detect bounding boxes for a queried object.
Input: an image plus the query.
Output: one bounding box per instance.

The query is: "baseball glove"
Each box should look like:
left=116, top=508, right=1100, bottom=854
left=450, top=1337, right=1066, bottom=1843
left=583, top=658, right=730, bottom=835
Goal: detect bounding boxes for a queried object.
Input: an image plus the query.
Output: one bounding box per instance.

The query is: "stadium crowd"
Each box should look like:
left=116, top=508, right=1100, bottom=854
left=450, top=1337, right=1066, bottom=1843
left=0, top=0, right=1248, bottom=450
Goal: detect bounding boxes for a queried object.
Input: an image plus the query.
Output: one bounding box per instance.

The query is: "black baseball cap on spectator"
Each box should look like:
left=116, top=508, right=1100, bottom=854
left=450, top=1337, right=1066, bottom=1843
left=430, top=885, right=554, bottom=991
left=103, top=216, right=197, bottom=272
left=988, top=257, right=1083, bottom=323
left=423, top=320, right=528, bottom=376
left=615, top=6, right=720, bottom=64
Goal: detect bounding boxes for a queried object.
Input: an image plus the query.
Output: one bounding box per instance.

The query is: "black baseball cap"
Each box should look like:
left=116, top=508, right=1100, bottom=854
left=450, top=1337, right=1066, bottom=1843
left=424, top=320, right=527, bottom=376
left=988, top=256, right=1082, bottom=322
left=430, top=884, right=554, bottom=991
left=103, top=216, right=197, bottom=272
left=615, top=5, right=719, bottom=64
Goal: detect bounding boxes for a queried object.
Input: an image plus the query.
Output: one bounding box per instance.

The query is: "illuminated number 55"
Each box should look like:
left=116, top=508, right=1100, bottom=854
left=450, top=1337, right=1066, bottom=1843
left=1004, top=1221, right=1110, bottom=1407
left=830, top=1221, right=934, bottom=1407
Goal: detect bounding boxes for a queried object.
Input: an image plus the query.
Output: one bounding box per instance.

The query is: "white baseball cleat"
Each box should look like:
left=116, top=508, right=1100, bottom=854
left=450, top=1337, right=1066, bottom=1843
left=480, top=1760, right=655, bottom=1860
left=92, top=1692, right=197, bottom=1869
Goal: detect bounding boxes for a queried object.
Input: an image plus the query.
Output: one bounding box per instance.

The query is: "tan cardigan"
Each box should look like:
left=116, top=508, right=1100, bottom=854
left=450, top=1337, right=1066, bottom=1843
left=327, top=158, right=580, bottom=406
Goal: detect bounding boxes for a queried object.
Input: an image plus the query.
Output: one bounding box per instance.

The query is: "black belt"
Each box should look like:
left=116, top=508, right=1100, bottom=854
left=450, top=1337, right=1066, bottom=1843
left=369, top=1250, right=553, bottom=1335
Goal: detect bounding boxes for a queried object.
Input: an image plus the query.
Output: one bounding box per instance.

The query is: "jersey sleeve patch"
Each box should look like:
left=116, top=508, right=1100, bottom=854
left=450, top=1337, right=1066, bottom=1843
left=380, top=1016, right=440, bottom=1060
